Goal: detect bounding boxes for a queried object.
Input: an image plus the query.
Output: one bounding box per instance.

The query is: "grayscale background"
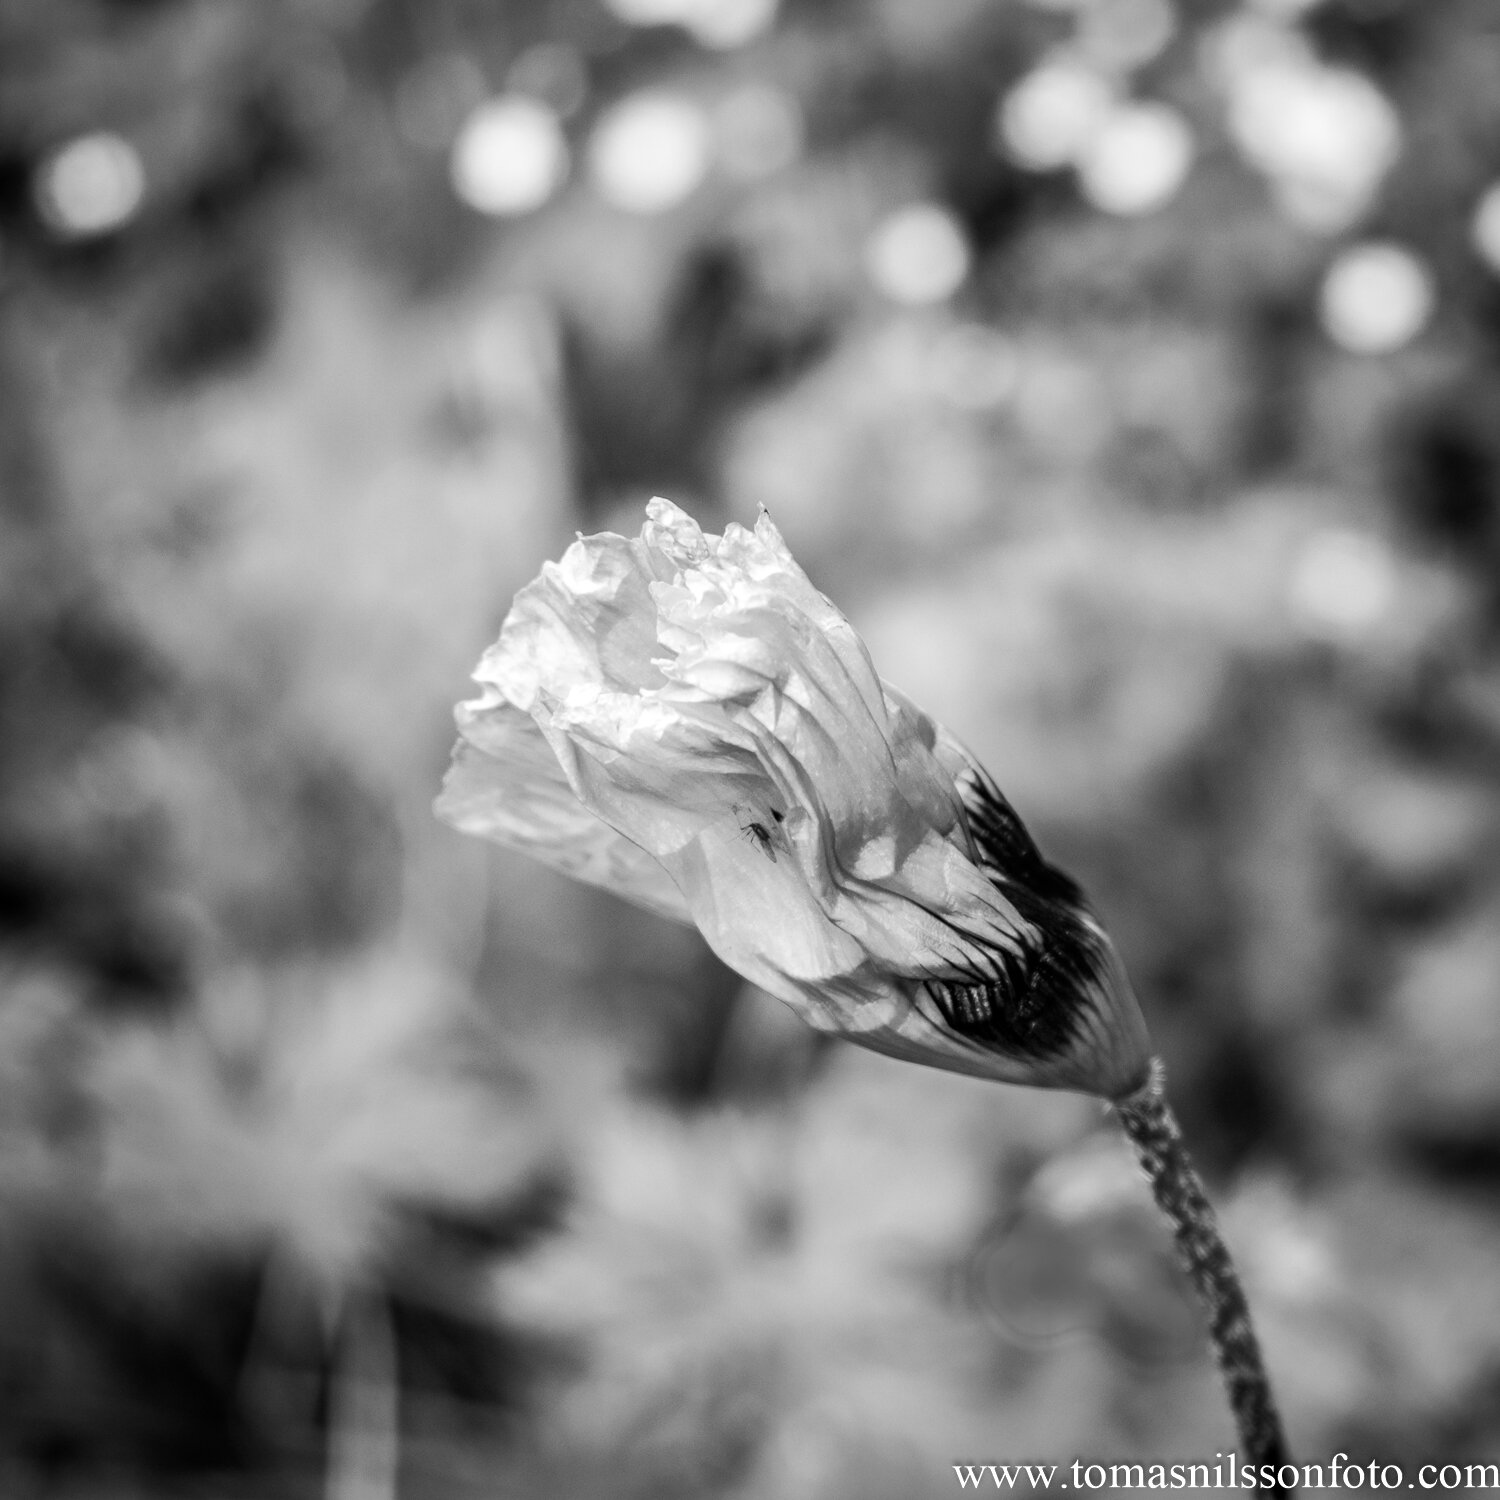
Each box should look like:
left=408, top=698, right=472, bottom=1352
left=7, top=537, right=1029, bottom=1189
left=2, top=0, right=1499, bottom=1495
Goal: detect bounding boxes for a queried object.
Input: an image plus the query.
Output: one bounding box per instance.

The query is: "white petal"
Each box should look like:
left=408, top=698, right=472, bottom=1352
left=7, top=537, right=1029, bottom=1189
left=475, top=532, right=669, bottom=713
left=519, top=532, right=1036, bottom=986
left=659, top=580, right=1033, bottom=974
left=641, top=494, right=713, bottom=567
left=436, top=695, right=690, bottom=923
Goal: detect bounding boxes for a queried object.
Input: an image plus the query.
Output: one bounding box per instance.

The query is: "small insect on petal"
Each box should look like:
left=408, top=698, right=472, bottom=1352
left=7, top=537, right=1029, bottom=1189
left=733, top=801, right=793, bottom=863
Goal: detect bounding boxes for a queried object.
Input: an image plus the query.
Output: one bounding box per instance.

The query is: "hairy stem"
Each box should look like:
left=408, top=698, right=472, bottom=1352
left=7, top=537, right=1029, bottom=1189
left=1114, top=1058, right=1292, bottom=1491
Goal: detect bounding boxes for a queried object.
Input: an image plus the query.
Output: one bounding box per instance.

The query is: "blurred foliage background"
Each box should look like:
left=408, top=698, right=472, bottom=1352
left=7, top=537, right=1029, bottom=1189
left=2, top=0, right=1500, bottom=1495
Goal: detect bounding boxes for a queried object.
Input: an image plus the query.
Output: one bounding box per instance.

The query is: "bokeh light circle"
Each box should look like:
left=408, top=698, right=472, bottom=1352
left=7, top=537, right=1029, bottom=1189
left=1226, top=53, right=1399, bottom=232
left=450, top=96, right=569, bottom=216
left=34, top=132, right=146, bottom=238
left=1288, top=528, right=1398, bottom=641
left=686, top=0, right=779, bottom=49
left=1319, top=242, right=1435, bottom=354
left=1077, top=102, right=1194, bottom=216
left=997, top=59, right=1113, bottom=172
left=604, top=0, right=779, bottom=50
left=865, top=204, right=971, bottom=305
left=589, top=92, right=711, bottom=213
left=1472, top=182, right=1500, bottom=277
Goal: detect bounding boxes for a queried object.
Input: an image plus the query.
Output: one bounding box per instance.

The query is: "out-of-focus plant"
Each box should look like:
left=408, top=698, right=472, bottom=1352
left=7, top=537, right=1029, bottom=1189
left=7, top=0, right=1500, bottom=1489
left=0, top=953, right=562, bottom=1498
left=438, top=499, right=1291, bottom=1479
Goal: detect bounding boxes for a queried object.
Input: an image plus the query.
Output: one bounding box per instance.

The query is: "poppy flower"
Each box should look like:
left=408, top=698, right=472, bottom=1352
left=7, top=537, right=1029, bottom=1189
left=437, top=498, right=1151, bottom=1101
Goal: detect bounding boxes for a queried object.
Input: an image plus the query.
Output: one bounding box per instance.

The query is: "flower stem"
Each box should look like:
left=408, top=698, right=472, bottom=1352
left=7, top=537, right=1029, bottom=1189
left=1113, top=1058, right=1292, bottom=1491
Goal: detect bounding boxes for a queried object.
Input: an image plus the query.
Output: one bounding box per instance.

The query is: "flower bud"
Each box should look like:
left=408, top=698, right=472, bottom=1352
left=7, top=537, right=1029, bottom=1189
left=438, top=498, right=1152, bottom=1100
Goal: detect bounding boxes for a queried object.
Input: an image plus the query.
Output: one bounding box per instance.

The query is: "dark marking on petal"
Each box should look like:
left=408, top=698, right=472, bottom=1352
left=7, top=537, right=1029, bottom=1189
left=923, top=768, right=1116, bottom=1065
left=954, top=767, right=1085, bottom=906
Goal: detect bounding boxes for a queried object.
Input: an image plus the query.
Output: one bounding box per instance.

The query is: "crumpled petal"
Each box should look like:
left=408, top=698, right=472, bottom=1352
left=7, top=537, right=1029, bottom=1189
left=436, top=691, right=689, bottom=923
left=437, top=498, right=1153, bottom=1100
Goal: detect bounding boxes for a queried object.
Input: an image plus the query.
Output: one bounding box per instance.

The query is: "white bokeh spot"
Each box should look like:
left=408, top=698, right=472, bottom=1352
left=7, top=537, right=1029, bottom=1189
left=1320, top=242, right=1435, bottom=355
left=35, top=132, right=146, bottom=238
left=997, top=58, right=1113, bottom=172
left=589, top=92, right=711, bottom=214
left=865, top=204, right=972, bottom=306
left=1472, top=182, right=1500, bottom=278
left=450, top=96, right=569, bottom=216
left=1288, top=528, right=1398, bottom=641
left=1078, top=102, right=1194, bottom=216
